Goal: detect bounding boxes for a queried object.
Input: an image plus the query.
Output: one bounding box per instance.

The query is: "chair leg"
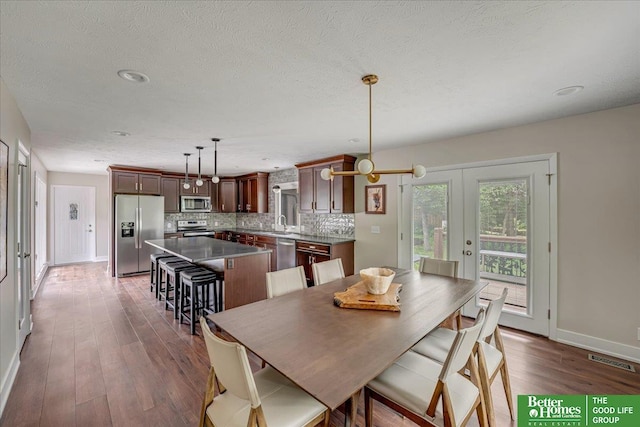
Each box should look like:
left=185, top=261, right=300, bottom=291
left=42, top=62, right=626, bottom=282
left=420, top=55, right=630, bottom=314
left=150, top=262, right=155, bottom=291
left=190, top=282, right=196, bottom=335
left=500, top=360, right=515, bottom=419
left=364, top=387, right=373, bottom=427
left=173, top=275, right=181, bottom=319
left=164, top=273, right=172, bottom=310
left=322, top=409, right=331, bottom=427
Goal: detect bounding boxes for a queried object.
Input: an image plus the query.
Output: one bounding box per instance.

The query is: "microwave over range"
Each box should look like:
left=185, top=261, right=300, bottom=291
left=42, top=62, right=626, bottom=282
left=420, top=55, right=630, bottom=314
left=181, top=195, right=211, bottom=213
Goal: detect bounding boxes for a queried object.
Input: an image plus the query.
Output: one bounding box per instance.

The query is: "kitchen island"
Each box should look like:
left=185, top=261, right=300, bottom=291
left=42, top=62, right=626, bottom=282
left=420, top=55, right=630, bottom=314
left=145, top=236, right=271, bottom=310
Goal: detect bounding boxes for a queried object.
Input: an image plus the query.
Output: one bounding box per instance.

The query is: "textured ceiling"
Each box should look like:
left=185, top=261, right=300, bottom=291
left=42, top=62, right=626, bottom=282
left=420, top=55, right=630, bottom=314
left=1, top=1, right=639, bottom=176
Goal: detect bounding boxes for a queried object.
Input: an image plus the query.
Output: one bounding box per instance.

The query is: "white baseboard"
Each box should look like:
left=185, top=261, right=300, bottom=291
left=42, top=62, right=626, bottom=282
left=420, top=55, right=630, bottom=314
left=94, top=256, right=108, bottom=262
left=31, top=263, right=49, bottom=299
left=556, top=328, right=640, bottom=364
left=0, top=351, right=20, bottom=418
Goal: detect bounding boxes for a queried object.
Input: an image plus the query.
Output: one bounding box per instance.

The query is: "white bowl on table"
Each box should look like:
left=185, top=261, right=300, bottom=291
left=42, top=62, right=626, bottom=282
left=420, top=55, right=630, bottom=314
left=360, top=267, right=396, bottom=295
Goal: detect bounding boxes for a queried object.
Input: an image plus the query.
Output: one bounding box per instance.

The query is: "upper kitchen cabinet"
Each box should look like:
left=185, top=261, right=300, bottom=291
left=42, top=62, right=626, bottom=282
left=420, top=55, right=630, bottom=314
left=237, top=172, right=269, bottom=213
left=179, top=179, right=210, bottom=196
left=109, top=166, right=162, bottom=195
left=218, top=178, right=237, bottom=213
left=296, top=155, right=356, bottom=214
left=161, top=175, right=180, bottom=213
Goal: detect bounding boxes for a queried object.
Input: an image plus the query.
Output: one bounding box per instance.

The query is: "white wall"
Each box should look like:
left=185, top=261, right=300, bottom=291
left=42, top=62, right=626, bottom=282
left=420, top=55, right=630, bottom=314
left=47, top=172, right=109, bottom=263
left=355, top=103, right=640, bottom=355
left=0, top=78, right=31, bottom=415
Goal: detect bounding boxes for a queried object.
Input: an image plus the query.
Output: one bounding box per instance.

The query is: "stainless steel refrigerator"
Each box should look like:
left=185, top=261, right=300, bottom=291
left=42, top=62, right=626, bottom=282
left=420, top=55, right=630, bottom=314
left=115, top=195, right=165, bottom=276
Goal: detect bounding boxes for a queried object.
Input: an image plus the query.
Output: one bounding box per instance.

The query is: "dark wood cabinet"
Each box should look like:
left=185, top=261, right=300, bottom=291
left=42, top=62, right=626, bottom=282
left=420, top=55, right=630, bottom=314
left=236, top=172, right=269, bottom=213
left=218, top=178, right=237, bottom=213
left=209, top=181, right=219, bottom=213
left=298, top=168, right=315, bottom=214
left=161, top=177, right=180, bottom=213
left=254, top=235, right=277, bottom=272
left=296, top=155, right=356, bottom=214
left=164, top=232, right=184, bottom=239
left=111, top=169, right=162, bottom=195
left=179, top=179, right=210, bottom=196
left=295, top=240, right=354, bottom=286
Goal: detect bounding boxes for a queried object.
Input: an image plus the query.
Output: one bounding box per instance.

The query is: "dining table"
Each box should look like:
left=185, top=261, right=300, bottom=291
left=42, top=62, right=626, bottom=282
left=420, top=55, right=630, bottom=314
left=207, top=268, right=487, bottom=426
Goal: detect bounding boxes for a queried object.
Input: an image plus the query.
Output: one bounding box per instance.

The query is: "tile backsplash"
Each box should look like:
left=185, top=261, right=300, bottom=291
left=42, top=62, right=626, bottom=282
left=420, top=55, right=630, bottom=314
left=164, top=167, right=355, bottom=238
left=164, top=212, right=236, bottom=232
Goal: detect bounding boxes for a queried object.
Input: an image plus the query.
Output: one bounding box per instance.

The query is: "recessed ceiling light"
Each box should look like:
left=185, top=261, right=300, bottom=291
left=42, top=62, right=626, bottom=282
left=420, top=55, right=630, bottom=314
left=348, top=138, right=360, bottom=143
left=554, top=86, right=584, bottom=96
left=111, top=130, right=130, bottom=137
left=262, top=158, right=270, bottom=161
left=117, top=69, right=150, bottom=83
left=94, top=159, right=106, bottom=162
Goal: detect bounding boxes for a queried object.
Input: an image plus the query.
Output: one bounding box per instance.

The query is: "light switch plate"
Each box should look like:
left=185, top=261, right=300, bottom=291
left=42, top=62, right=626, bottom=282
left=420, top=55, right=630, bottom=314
left=371, top=225, right=381, bottom=234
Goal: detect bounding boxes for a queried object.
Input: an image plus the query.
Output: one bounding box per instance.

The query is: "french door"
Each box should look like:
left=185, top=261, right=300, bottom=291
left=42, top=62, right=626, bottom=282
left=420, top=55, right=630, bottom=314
left=400, top=159, right=552, bottom=335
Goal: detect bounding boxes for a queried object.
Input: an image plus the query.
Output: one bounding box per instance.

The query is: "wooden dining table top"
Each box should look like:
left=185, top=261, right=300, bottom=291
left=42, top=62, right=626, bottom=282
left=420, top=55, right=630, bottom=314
left=207, top=268, right=487, bottom=411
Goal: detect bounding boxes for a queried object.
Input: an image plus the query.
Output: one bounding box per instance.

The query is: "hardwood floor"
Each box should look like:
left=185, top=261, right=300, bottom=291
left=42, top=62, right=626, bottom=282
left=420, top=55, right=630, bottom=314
left=1, top=263, right=638, bottom=426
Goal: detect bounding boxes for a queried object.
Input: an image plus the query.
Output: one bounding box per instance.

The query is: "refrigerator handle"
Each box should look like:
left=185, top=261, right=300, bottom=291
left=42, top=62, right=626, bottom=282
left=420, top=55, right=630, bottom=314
left=136, top=208, right=142, bottom=249
left=139, top=207, right=143, bottom=249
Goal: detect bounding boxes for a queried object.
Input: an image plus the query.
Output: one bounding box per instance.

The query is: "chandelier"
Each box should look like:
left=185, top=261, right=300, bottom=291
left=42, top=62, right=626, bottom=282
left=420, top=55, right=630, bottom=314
left=321, top=74, right=426, bottom=183
left=211, top=138, right=220, bottom=183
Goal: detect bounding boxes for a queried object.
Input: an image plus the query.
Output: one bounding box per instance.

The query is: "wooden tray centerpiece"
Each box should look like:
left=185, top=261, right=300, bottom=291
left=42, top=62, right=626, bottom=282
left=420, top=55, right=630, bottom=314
left=333, top=281, right=402, bottom=312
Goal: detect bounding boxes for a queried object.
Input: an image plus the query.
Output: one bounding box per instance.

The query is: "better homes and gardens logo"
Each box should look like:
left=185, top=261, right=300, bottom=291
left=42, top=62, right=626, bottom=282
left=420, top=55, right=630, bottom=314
left=518, top=395, right=640, bottom=427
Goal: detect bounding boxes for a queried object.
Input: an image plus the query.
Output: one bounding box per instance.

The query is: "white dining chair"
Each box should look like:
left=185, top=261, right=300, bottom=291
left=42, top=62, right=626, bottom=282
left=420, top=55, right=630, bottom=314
left=364, top=310, right=487, bottom=427
left=419, top=257, right=461, bottom=329
left=312, top=258, right=345, bottom=286
left=198, top=317, right=331, bottom=427
left=411, top=288, right=512, bottom=426
left=265, top=266, right=306, bottom=299
left=418, top=257, right=459, bottom=278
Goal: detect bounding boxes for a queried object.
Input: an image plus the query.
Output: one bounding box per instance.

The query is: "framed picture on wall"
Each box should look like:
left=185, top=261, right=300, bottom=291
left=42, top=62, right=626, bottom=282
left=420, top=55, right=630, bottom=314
left=365, top=184, right=386, bottom=214
left=0, top=139, right=8, bottom=284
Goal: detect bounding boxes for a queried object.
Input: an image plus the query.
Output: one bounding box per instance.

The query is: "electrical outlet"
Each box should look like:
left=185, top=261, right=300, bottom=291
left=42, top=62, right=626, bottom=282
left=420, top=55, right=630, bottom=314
left=166, top=222, right=172, bottom=229
left=371, top=225, right=381, bottom=234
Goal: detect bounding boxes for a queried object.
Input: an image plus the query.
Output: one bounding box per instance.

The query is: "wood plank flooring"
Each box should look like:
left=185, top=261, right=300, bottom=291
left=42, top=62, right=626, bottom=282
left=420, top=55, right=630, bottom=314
left=1, top=263, right=639, bottom=426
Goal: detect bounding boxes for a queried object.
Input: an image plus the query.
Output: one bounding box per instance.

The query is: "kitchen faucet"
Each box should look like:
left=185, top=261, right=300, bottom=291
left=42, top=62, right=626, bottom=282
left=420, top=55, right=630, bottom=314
left=278, top=215, right=287, bottom=229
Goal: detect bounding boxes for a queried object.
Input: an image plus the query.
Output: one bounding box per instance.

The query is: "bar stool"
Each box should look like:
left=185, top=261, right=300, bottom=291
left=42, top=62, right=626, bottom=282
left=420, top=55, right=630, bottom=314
left=180, top=268, right=218, bottom=335
left=201, top=259, right=225, bottom=312
left=150, top=254, right=178, bottom=293
left=158, top=257, right=189, bottom=300
left=163, top=262, right=200, bottom=314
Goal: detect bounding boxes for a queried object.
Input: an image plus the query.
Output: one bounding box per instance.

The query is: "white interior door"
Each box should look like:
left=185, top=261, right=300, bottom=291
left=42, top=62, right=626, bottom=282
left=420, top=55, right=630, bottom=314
left=401, top=159, right=552, bottom=335
left=53, top=185, right=95, bottom=264
left=17, top=146, right=31, bottom=348
left=34, top=172, right=47, bottom=291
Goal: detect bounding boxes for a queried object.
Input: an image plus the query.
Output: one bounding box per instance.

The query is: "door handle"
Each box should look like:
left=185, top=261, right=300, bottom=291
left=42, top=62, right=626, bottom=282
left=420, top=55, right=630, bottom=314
left=24, top=253, right=31, bottom=258
left=465, top=250, right=472, bottom=256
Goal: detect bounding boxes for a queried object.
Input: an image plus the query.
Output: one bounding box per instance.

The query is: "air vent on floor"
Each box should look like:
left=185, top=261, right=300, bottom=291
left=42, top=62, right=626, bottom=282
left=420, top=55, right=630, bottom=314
left=588, top=354, right=636, bottom=372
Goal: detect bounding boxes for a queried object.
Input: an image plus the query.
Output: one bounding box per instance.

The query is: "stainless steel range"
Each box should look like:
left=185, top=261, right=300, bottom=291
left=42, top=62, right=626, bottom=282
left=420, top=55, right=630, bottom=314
left=177, top=220, right=216, bottom=237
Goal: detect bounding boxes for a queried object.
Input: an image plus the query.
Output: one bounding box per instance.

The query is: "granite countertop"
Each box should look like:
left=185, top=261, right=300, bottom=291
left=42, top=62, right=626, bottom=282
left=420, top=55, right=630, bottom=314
left=218, top=228, right=355, bottom=245
left=146, top=236, right=271, bottom=263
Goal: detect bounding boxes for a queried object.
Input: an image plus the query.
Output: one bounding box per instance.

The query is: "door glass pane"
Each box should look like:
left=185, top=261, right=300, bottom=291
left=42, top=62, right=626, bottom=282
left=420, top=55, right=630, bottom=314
left=412, top=183, right=449, bottom=270
left=478, top=179, right=528, bottom=314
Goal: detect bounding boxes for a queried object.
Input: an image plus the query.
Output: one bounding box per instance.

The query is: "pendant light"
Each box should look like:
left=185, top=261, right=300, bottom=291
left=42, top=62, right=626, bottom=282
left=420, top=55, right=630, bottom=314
left=321, top=74, right=426, bottom=183
left=195, top=146, right=204, bottom=186
left=182, top=153, right=191, bottom=189
left=211, top=138, right=220, bottom=184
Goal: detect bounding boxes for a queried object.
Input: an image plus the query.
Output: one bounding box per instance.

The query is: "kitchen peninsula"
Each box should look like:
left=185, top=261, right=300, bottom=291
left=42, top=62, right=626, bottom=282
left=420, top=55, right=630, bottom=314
left=145, top=236, right=271, bottom=309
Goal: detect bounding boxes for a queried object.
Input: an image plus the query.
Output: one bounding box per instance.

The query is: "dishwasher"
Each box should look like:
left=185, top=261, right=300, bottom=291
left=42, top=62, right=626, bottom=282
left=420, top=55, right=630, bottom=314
left=276, top=238, right=296, bottom=270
